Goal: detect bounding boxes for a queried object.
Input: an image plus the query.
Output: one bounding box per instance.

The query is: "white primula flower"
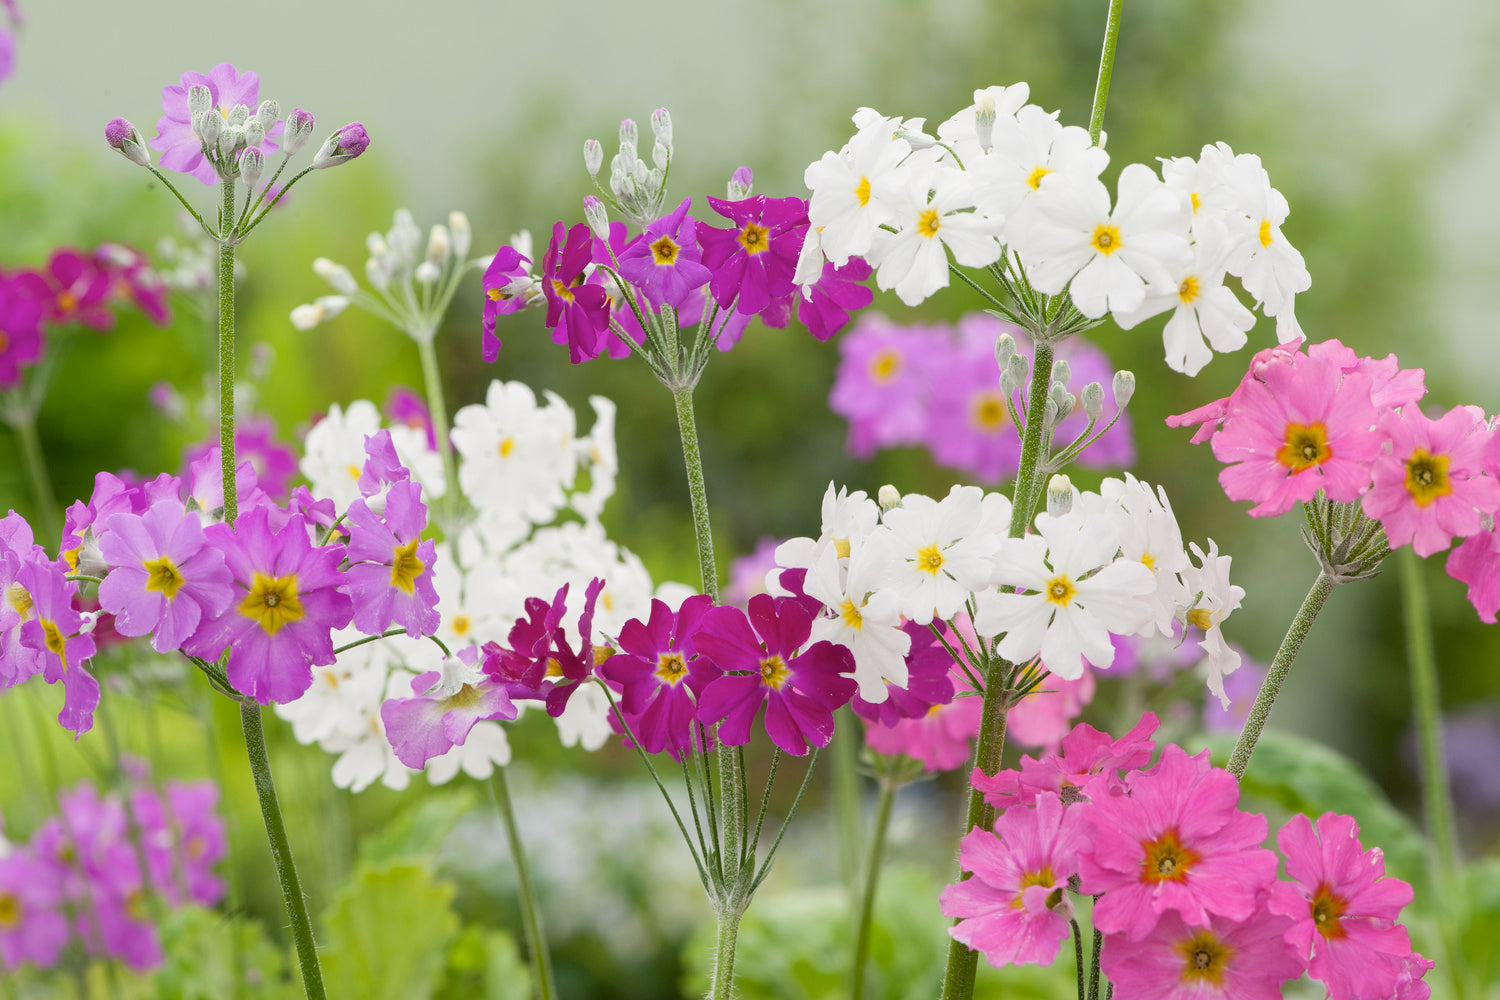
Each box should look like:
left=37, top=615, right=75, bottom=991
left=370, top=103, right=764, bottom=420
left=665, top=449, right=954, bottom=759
left=451, top=380, right=577, bottom=523
left=326, top=667, right=417, bottom=793
left=805, top=113, right=912, bottom=266
left=1090, top=475, right=1191, bottom=637
left=1021, top=162, right=1192, bottom=319
left=300, top=399, right=383, bottom=510
left=275, top=626, right=391, bottom=746
left=879, top=484, right=1002, bottom=623
left=1220, top=151, right=1310, bottom=342
left=973, top=105, right=1107, bottom=239
left=803, top=535, right=909, bottom=702
left=868, top=157, right=1005, bottom=307
left=976, top=510, right=1156, bottom=679
left=429, top=544, right=524, bottom=655
left=1160, top=143, right=1237, bottom=238
left=1179, top=539, right=1245, bottom=707
left=935, top=83, right=1031, bottom=163
left=425, top=720, right=511, bottom=784
left=571, top=396, right=618, bottom=522
left=770, top=482, right=881, bottom=594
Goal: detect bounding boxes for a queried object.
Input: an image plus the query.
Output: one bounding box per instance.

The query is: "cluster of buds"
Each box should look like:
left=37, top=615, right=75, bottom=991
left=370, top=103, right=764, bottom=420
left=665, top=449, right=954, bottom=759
left=185, top=90, right=283, bottom=182
left=584, top=109, right=673, bottom=230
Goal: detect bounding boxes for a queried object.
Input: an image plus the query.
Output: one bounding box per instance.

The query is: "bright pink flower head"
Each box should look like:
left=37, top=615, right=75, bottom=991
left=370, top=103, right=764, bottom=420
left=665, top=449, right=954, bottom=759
left=1100, top=906, right=1304, bottom=1000
left=972, top=712, right=1159, bottom=812
left=1210, top=349, right=1381, bottom=516
left=1446, top=521, right=1500, bottom=622
left=694, top=594, right=857, bottom=756
left=0, top=272, right=46, bottom=387
left=13, top=249, right=114, bottom=331
left=1307, top=339, right=1426, bottom=412
left=0, top=849, right=71, bottom=971
left=1078, top=745, right=1279, bottom=939
left=541, top=222, right=612, bottom=363
left=150, top=63, right=282, bottom=185
left=698, top=195, right=809, bottom=318
left=940, top=792, right=1087, bottom=968
left=617, top=197, right=712, bottom=309
left=186, top=506, right=352, bottom=704
left=342, top=480, right=440, bottom=639
left=1269, top=812, right=1416, bottom=1000
left=1167, top=340, right=1304, bottom=444
left=600, top=595, right=719, bottom=759
left=18, top=559, right=99, bottom=735
left=1362, top=404, right=1500, bottom=557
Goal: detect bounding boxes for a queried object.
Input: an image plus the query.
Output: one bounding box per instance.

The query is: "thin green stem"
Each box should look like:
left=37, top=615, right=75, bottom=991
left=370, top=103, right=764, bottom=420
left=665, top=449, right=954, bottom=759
left=1398, top=549, right=1460, bottom=887
left=670, top=383, right=718, bottom=602
left=239, top=703, right=326, bottom=1000
left=1226, top=572, right=1336, bottom=779
left=145, top=165, right=214, bottom=237
left=415, top=334, right=460, bottom=520
left=1088, top=0, right=1125, bottom=146
left=831, top=711, right=864, bottom=886
left=11, top=409, right=60, bottom=545
left=1070, top=920, right=1086, bottom=1000
left=491, top=767, right=557, bottom=1000
left=218, top=179, right=239, bottom=525
left=1087, top=908, right=1104, bottom=1000
left=707, top=910, right=741, bottom=1000
left=850, top=777, right=897, bottom=1000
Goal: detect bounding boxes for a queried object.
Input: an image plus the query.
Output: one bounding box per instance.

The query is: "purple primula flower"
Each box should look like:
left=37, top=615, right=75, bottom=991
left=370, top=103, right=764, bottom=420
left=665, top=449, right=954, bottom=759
left=97, top=500, right=234, bottom=654
left=18, top=559, right=99, bottom=734
left=694, top=594, right=857, bottom=756
left=95, top=244, right=171, bottom=326
left=698, top=195, right=809, bottom=318
left=60, top=471, right=143, bottom=577
left=0, top=848, right=71, bottom=971
left=355, top=428, right=410, bottom=498
left=386, top=386, right=438, bottom=450
left=0, top=272, right=45, bottom=387
left=341, top=479, right=440, bottom=638
left=186, top=506, right=352, bottom=704
left=851, top=621, right=956, bottom=726
left=480, top=246, right=535, bottom=362
left=185, top=417, right=297, bottom=502
left=617, top=197, right=712, bottom=309
left=0, top=511, right=47, bottom=689
left=13, top=249, right=114, bottom=330
left=600, top=595, right=719, bottom=759
left=381, top=646, right=518, bottom=769
left=0, top=26, right=13, bottom=91
left=482, top=578, right=604, bottom=717
left=150, top=63, right=281, bottom=185
left=797, top=257, right=874, bottom=341
left=179, top=447, right=270, bottom=520
left=541, top=222, right=611, bottom=363
left=129, top=780, right=227, bottom=907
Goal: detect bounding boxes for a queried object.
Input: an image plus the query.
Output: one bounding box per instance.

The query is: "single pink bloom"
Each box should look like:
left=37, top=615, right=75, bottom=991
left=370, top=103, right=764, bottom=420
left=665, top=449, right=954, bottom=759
left=940, top=792, right=1088, bottom=968
left=1101, top=905, right=1303, bottom=1000
left=1269, top=812, right=1416, bottom=1000
left=1362, top=404, right=1500, bottom=557
left=1007, top=668, right=1096, bottom=751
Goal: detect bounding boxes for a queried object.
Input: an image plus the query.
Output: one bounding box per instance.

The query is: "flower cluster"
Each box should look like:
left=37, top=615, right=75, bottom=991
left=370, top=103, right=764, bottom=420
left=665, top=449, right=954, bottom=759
left=830, top=310, right=1133, bottom=480
left=802, top=85, right=1309, bottom=374
left=945, top=716, right=1431, bottom=1000
left=0, top=777, right=226, bottom=974
left=1172, top=337, right=1500, bottom=617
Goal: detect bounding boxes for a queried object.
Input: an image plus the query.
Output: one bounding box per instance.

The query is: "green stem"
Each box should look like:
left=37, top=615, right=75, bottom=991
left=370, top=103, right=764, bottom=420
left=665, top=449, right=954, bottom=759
left=1226, top=572, right=1335, bottom=779
left=239, top=703, right=327, bottom=1000
left=491, top=768, right=557, bottom=1000
left=11, top=408, right=60, bottom=546
left=1088, top=0, right=1125, bottom=146
left=218, top=178, right=239, bottom=525
left=415, top=334, right=461, bottom=517
left=1087, top=909, right=1104, bottom=1000
left=670, top=383, right=719, bottom=602
left=1398, top=549, right=1460, bottom=887
left=832, top=709, right=864, bottom=886
left=850, top=777, right=897, bottom=1000
left=707, top=910, right=741, bottom=1000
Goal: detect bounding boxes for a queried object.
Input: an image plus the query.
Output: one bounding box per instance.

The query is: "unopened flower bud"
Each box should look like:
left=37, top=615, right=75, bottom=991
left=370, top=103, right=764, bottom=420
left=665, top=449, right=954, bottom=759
left=1112, top=370, right=1135, bottom=409
left=896, top=127, right=935, bottom=150
left=366, top=232, right=390, bottom=261
left=1052, top=359, right=1071, bottom=389
left=239, top=148, right=265, bottom=189
left=311, top=122, right=370, bottom=169
left=878, top=484, right=902, bottom=512
left=1097, top=130, right=1108, bottom=150
left=188, top=85, right=212, bottom=116
left=727, top=166, right=754, bottom=200
left=243, top=119, right=265, bottom=149
left=290, top=303, right=323, bottom=330
left=226, top=104, right=250, bottom=129
left=1081, top=381, right=1104, bottom=422
left=283, top=108, right=315, bottom=155
left=583, top=196, right=610, bottom=241
left=315, top=294, right=349, bottom=321
left=583, top=138, right=603, bottom=177
left=1005, top=352, right=1030, bottom=394
left=217, top=127, right=240, bottom=159
left=1049, top=381, right=1076, bottom=422
left=255, top=99, right=279, bottom=131
left=313, top=257, right=358, bottom=295
left=426, top=224, right=451, bottom=265
left=618, top=118, right=638, bottom=160
left=104, top=117, right=150, bottom=167
left=448, top=211, right=472, bottom=259
left=650, top=107, right=672, bottom=148
left=365, top=255, right=390, bottom=292
left=195, top=110, right=222, bottom=147
left=994, top=332, right=1016, bottom=373
left=1046, top=474, right=1074, bottom=518
left=414, top=261, right=440, bottom=285
left=651, top=139, right=669, bottom=170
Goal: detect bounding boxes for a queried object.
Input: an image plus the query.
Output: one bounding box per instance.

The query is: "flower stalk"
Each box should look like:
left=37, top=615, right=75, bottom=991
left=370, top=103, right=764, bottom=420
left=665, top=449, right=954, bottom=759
left=491, top=767, right=558, bottom=1000
left=850, top=773, right=897, bottom=1000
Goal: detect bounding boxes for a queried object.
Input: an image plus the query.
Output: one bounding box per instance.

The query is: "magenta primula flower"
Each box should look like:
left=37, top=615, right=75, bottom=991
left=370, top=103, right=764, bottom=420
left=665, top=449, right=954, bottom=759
left=129, top=780, right=227, bottom=907
left=0, top=272, right=45, bottom=387
left=382, top=646, right=518, bottom=768
left=1100, top=906, right=1304, bottom=1000
left=13, top=249, right=114, bottom=331
left=151, top=63, right=281, bottom=185
left=1361, top=404, right=1500, bottom=557
left=186, top=506, right=352, bottom=704
left=599, top=595, right=718, bottom=759
left=1077, top=745, right=1279, bottom=938
left=541, top=222, right=611, bottom=363
left=342, top=480, right=440, bottom=638
left=617, top=197, right=711, bottom=309
left=698, top=195, right=809, bottom=317
left=1269, top=812, right=1416, bottom=1000
left=0, top=848, right=71, bottom=972
left=1210, top=349, right=1381, bottom=516
left=480, top=245, right=534, bottom=362
left=18, top=559, right=99, bottom=735
left=850, top=620, right=956, bottom=726
left=95, top=244, right=171, bottom=327
left=831, top=314, right=947, bottom=458
left=694, top=594, right=856, bottom=756
left=796, top=257, right=873, bottom=341
left=940, top=792, right=1088, bottom=968
left=483, top=578, right=605, bottom=717
left=97, top=499, right=234, bottom=654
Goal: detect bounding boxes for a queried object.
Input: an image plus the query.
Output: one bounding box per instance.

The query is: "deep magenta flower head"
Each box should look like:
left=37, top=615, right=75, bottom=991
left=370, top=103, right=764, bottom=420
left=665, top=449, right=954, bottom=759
left=0, top=273, right=45, bottom=387
left=482, top=578, right=605, bottom=717
left=694, top=594, right=857, bottom=756
left=1100, top=905, right=1304, bottom=1000
left=14, top=249, right=114, bottom=330
left=341, top=479, right=440, bottom=638
left=382, top=646, right=518, bottom=769
left=599, top=594, right=718, bottom=759
left=865, top=680, right=982, bottom=771
left=0, top=848, right=71, bottom=971
left=312, top=122, right=370, bottom=169
left=697, top=195, right=809, bottom=317
left=18, top=558, right=99, bottom=735
left=541, top=222, right=611, bottom=363
left=150, top=63, right=281, bottom=185
left=97, top=499, right=234, bottom=654
left=850, top=620, right=956, bottom=726
left=95, top=243, right=171, bottom=327
left=616, top=197, right=712, bottom=309
left=1076, top=745, right=1279, bottom=939
left=104, top=117, right=150, bottom=167
left=940, top=792, right=1088, bottom=968
left=185, top=506, right=352, bottom=704
left=1269, top=812, right=1416, bottom=1000
left=796, top=256, right=873, bottom=341
left=480, top=244, right=534, bottom=362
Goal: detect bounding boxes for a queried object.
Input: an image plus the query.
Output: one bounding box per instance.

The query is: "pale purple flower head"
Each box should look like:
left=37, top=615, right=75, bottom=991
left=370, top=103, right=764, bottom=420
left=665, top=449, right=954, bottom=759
left=829, top=313, right=947, bottom=458
left=341, top=480, right=440, bottom=639
left=386, top=386, right=438, bottom=450
left=129, top=780, right=227, bottom=907
left=150, top=63, right=282, bottom=185
left=0, top=849, right=71, bottom=971
left=18, top=558, right=99, bottom=735
left=616, top=197, right=711, bottom=309
left=382, top=646, right=517, bottom=769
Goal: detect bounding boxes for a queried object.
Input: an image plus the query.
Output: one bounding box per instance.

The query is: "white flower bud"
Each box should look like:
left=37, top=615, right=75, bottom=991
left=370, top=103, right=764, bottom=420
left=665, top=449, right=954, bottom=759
left=255, top=100, right=279, bottom=131
left=315, top=294, right=349, bottom=320
left=227, top=104, right=251, bottom=129
left=1112, top=370, right=1136, bottom=409
left=994, top=332, right=1016, bottom=373
left=583, top=196, right=610, bottom=242
left=448, top=211, right=472, bottom=259
left=1082, top=381, right=1104, bottom=422
left=243, top=119, right=265, bottom=149
left=188, top=85, right=213, bottom=116
left=1046, top=474, right=1074, bottom=518
left=618, top=118, right=638, bottom=161
left=313, top=257, right=358, bottom=295
left=1005, top=353, right=1030, bottom=394
left=217, top=127, right=240, bottom=159
left=896, top=127, right=935, bottom=150
left=650, top=107, right=673, bottom=148
left=283, top=109, right=315, bottom=156
left=1097, top=129, right=1108, bottom=150
left=878, top=484, right=902, bottom=512
left=1049, top=382, right=1076, bottom=423
left=652, top=139, right=669, bottom=170
left=1052, top=359, right=1071, bottom=389
left=365, top=255, right=390, bottom=292
left=239, top=148, right=265, bottom=189
left=366, top=232, right=390, bottom=261
left=583, top=138, right=603, bottom=177
left=195, top=110, right=222, bottom=147
left=426, top=224, right=451, bottom=265
left=289, top=303, right=324, bottom=330
left=414, top=261, right=440, bottom=285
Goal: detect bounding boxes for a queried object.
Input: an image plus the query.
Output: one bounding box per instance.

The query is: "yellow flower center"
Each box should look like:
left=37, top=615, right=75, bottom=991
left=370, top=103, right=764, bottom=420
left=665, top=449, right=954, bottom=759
left=0, top=892, right=21, bottom=929
left=1044, top=575, right=1076, bottom=606
left=1258, top=219, right=1274, bottom=247
left=1176, top=929, right=1233, bottom=987
left=1026, top=166, right=1051, bottom=191
left=916, top=544, right=945, bottom=575
left=854, top=176, right=872, bottom=207
left=346, top=464, right=361, bottom=481
left=389, top=537, right=425, bottom=595
left=441, top=683, right=485, bottom=711
left=63, top=547, right=80, bottom=572
left=1178, top=275, right=1201, bottom=304
left=1404, top=449, right=1452, bottom=507
left=759, top=655, right=790, bottom=689
left=486, top=287, right=509, bottom=302
left=1190, top=191, right=1202, bottom=214
left=41, top=619, right=67, bottom=672
left=1141, top=551, right=1156, bottom=571
left=1010, top=867, right=1057, bottom=909
left=1186, top=606, right=1214, bottom=632
left=0, top=332, right=8, bottom=353
left=870, top=349, right=901, bottom=383
left=1090, top=224, right=1122, bottom=255
left=143, top=556, right=186, bottom=599
left=1141, top=828, right=1198, bottom=883
left=451, top=614, right=471, bottom=636
left=917, top=209, right=942, bottom=239
left=738, top=221, right=771, bottom=255
left=650, top=235, right=680, bottom=265
left=499, top=437, right=515, bottom=458
left=56, top=290, right=78, bottom=313
left=1310, top=883, right=1348, bottom=940
left=971, top=391, right=1008, bottom=431
left=551, top=279, right=575, bottom=303
left=655, top=651, right=689, bottom=685
left=8, top=583, right=33, bottom=617
left=834, top=537, right=852, bottom=559
left=237, top=573, right=307, bottom=635
left=544, top=656, right=564, bottom=678
left=1276, top=422, right=1331, bottom=472
left=840, top=599, right=863, bottom=630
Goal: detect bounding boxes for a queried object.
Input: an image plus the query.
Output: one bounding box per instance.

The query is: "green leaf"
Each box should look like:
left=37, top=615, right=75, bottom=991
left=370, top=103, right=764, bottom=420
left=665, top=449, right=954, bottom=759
left=150, top=905, right=296, bottom=1000
left=434, top=925, right=532, bottom=1000
left=358, top=787, right=479, bottom=867
left=320, top=862, right=461, bottom=1000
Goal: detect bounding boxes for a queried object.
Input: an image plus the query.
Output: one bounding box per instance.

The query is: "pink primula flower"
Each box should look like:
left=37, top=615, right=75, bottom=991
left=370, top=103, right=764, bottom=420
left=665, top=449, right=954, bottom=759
left=1101, top=906, right=1304, bottom=1000
left=0, top=849, right=71, bottom=971
left=18, top=559, right=99, bottom=735
left=972, top=712, right=1158, bottom=812
left=382, top=646, right=517, bottom=769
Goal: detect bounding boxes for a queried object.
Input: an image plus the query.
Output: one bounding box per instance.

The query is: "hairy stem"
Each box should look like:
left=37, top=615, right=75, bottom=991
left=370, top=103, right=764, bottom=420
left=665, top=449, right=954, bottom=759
left=218, top=179, right=239, bottom=524
left=1088, top=0, right=1125, bottom=146
left=492, top=767, right=557, bottom=1000
left=671, top=383, right=719, bottom=602
left=415, top=334, right=461, bottom=521
left=851, top=777, right=897, bottom=1000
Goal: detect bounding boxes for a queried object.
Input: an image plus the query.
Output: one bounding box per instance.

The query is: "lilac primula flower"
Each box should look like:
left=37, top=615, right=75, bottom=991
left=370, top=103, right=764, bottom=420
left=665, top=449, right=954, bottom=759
left=0, top=25, right=13, bottom=90
left=186, top=506, right=352, bottom=704
left=97, top=500, right=234, bottom=654
left=151, top=63, right=282, bottom=185
left=381, top=646, right=517, bottom=769
left=698, top=195, right=809, bottom=317
left=18, top=559, right=99, bottom=735
left=694, top=594, right=856, bottom=756
left=0, top=848, right=71, bottom=971
left=341, top=479, right=440, bottom=638
left=386, top=386, right=438, bottom=450
left=0, top=511, right=47, bottom=689
left=129, top=781, right=227, bottom=907
left=796, top=257, right=873, bottom=341
left=617, top=197, right=712, bottom=308
left=599, top=594, right=719, bottom=759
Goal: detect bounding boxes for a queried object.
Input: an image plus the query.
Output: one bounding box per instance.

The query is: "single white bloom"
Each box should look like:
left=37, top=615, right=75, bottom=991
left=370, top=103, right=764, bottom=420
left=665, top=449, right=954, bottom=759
left=1092, top=475, right=1191, bottom=636
left=803, top=535, right=910, bottom=702
left=425, top=720, right=511, bottom=784
left=300, top=399, right=383, bottom=510
left=972, top=105, right=1106, bottom=240
left=1179, top=539, right=1245, bottom=707
left=867, top=159, right=1005, bottom=307
left=571, top=396, right=618, bottom=522
left=1221, top=152, right=1310, bottom=341
left=451, top=380, right=577, bottom=523
left=935, top=83, right=1031, bottom=163
left=879, top=484, right=1002, bottom=623
left=805, top=113, right=912, bottom=266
